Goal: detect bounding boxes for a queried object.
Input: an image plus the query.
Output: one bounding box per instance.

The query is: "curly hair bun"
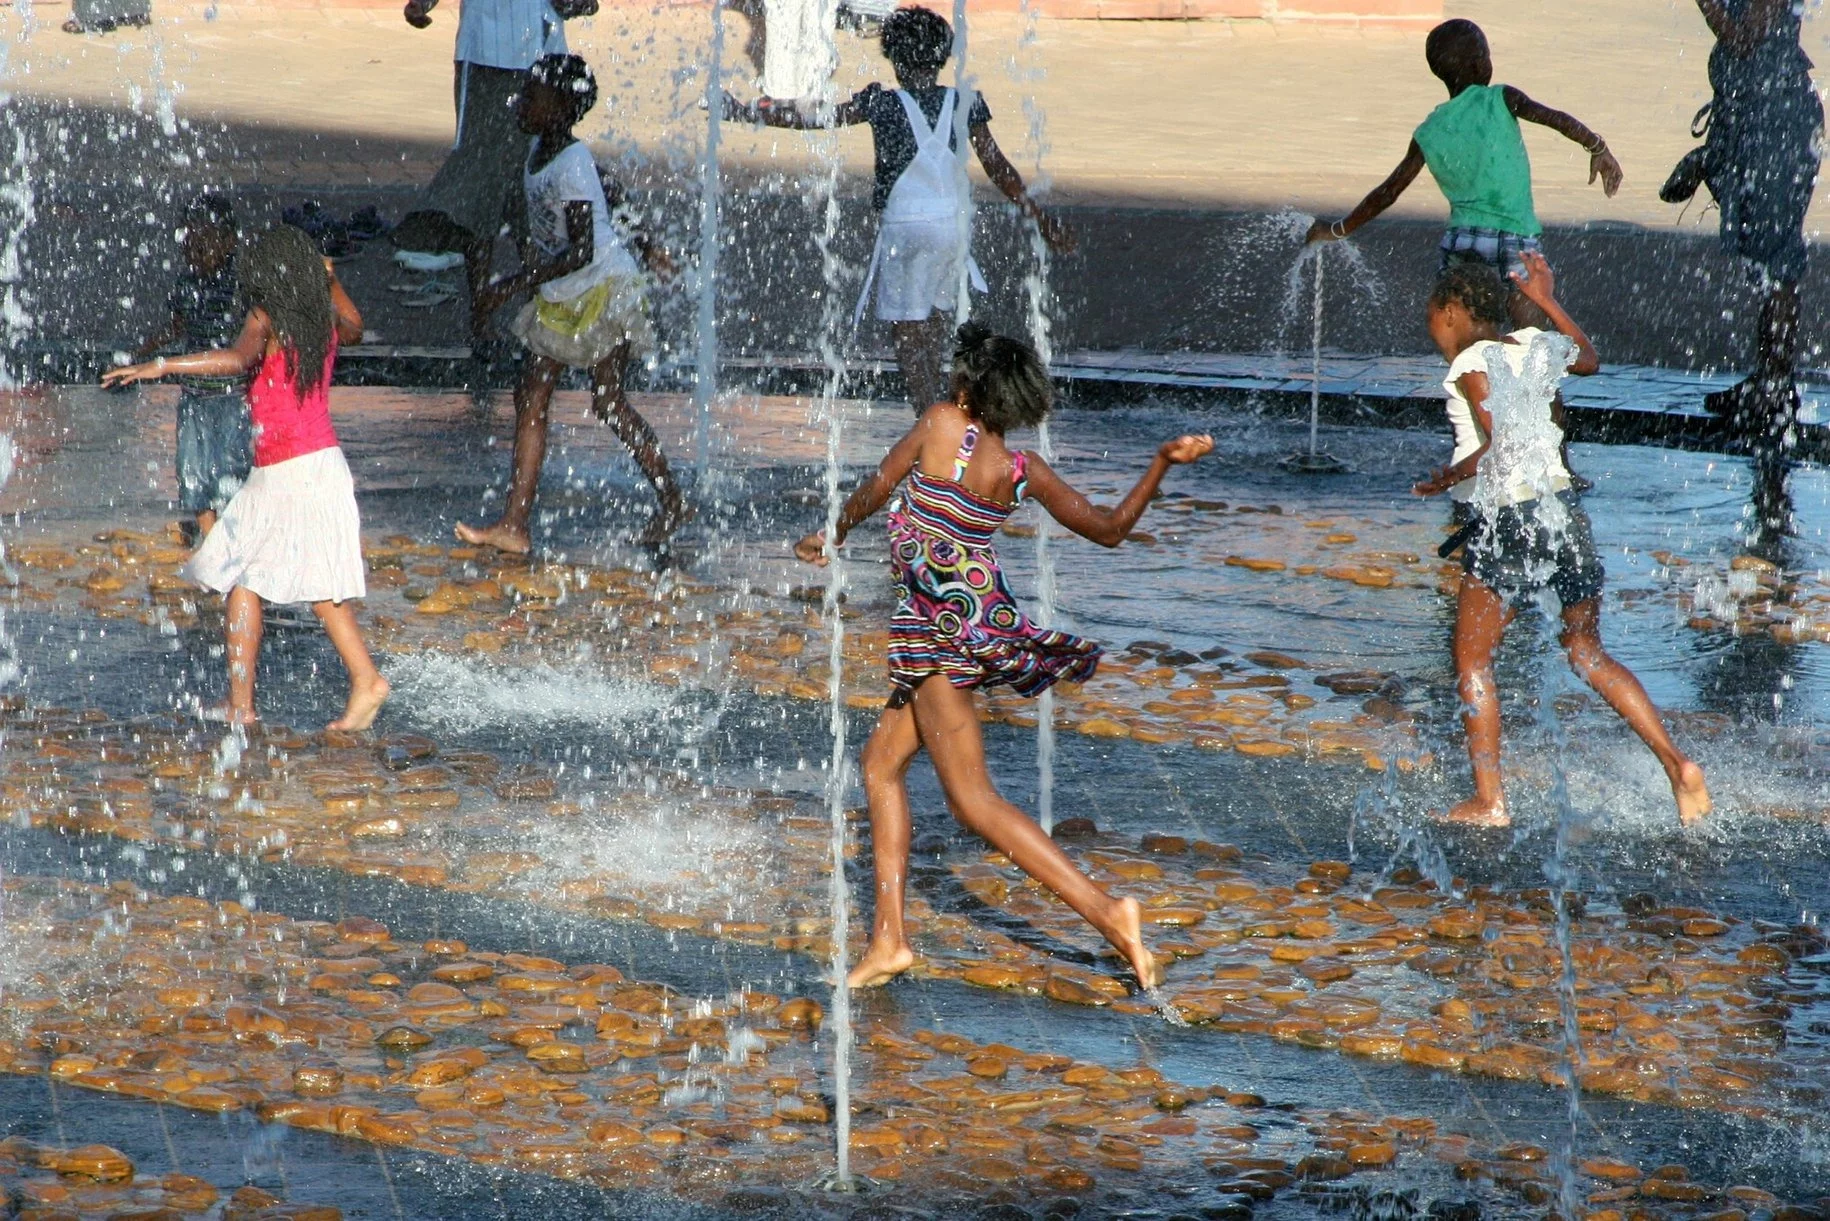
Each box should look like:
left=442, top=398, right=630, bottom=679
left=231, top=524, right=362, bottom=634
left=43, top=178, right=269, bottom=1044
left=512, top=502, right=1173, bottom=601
left=951, top=324, right=1051, bottom=432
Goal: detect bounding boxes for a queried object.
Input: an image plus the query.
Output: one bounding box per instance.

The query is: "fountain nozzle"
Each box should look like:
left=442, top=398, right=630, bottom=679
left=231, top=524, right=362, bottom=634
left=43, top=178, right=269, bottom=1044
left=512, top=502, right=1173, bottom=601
left=1280, top=450, right=1349, bottom=474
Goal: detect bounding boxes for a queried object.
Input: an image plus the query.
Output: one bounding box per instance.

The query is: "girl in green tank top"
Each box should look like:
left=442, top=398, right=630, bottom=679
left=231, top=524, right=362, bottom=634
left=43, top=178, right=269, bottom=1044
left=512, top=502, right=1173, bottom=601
left=1306, top=20, right=1621, bottom=326
left=1413, top=82, right=1540, bottom=237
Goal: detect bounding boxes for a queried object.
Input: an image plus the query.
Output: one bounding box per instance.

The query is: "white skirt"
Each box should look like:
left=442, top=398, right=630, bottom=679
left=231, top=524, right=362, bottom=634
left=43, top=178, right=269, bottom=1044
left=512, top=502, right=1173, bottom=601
left=874, top=216, right=968, bottom=322
left=510, top=273, right=655, bottom=369
left=187, top=446, right=367, bottom=606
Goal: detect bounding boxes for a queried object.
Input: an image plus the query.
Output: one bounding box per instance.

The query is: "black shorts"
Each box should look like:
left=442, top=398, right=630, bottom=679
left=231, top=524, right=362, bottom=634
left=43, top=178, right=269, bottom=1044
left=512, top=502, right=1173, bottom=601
left=1460, top=490, right=1605, bottom=608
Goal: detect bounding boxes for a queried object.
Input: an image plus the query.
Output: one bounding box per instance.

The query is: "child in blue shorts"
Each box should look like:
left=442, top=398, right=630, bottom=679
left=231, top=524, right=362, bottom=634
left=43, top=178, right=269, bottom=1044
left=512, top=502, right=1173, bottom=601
left=133, top=194, right=252, bottom=541
left=1308, top=19, right=1624, bottom=328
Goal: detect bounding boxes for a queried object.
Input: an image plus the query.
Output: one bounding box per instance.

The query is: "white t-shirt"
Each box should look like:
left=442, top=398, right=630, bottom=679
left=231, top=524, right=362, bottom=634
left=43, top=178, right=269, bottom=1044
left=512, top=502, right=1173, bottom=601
left=524, top=140, right=641, bottom=303
left=455, top=0, right=567, bottom=72
left=1441, top=327, right=1575, bottom=507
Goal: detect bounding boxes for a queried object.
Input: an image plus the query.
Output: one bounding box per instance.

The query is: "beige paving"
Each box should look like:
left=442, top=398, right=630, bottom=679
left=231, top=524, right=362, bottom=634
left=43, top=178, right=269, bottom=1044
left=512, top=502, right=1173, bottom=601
left=5, top=0, right=1824, bottom=233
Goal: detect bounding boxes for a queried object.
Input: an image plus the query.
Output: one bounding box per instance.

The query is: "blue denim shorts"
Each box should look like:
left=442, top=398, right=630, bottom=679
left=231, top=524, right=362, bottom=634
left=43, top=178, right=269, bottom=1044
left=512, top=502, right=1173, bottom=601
left=177, top=389, right=253, bottom=513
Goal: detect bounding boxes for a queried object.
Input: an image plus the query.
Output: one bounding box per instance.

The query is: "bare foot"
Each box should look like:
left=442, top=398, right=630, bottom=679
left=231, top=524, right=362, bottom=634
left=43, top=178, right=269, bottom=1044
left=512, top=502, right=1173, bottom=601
left=454, top=520, right=530, bottom=555
left=1440, top=796, right=1510, bottom=828
left=846, top=941, right=915, bottom=989
left=329, top=675, right=390, bottom=732
left=1674, top=760, right=1712, bottom=827
left=1110, top=897, right=1162, bottom=990
left=201, top=705, right=258, bottom=727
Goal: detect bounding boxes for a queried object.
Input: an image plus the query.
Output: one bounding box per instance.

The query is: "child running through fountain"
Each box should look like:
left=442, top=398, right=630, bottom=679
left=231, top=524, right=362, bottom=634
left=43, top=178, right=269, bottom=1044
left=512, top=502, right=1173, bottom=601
left=1306, top=19, right=1621, bottom=329
left=456, top=53, right=684, bottom=554
left=103, top=225, right=390, bottom=732
left=725, top=5, right=1072, bottom=413
left=1416, top=254, right=1709, bottom=828
left=794, top=324, right=1213, bottom=989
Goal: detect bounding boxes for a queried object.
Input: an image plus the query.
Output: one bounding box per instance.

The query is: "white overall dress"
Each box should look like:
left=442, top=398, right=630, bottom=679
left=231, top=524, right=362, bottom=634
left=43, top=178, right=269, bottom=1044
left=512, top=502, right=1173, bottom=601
left=856, top=88, right=988, bottom=327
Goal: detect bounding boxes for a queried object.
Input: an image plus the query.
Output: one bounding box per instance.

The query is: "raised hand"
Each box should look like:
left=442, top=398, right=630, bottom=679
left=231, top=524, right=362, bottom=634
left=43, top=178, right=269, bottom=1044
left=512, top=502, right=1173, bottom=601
left=794, top=530, right=830, bottom=567
left=1509, top=250, right=1558, bottom=308
left=1589, top=148, right=1624, bottom=197
left=1159, top=434, right=1215, bottom=465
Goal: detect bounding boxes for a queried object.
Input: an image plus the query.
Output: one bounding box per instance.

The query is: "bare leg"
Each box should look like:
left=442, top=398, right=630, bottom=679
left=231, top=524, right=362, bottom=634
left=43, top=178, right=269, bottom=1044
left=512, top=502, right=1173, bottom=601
left=463, top=234, right=496, bottom=346
left=909, top=679, right=1161, bottom=988
left=1559, top=598, right=1711, bottom=825
left=221, top=585, right=263, bottom=726
left=588, top=344, right=686, bottom=543
left=455, top=355, right=561, bottom=554
left=1446, top=573, right=1513, bottom=826
left=849, top=703, right=923, bottom=988
left=313, top=600, right=391, bottom=732
left=891, top=315, right=951, bottom=413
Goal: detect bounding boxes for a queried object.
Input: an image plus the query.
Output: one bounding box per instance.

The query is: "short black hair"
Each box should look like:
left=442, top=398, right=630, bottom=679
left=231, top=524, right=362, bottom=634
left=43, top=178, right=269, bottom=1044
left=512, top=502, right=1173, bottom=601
left=184, top=192, right=235, bottom=233
left=951, top=323, right=1051, bottom=432
left=1429, top=263, right=1510, bottom=327
left=1425, top=19, right=1488, bottom=86
left=529, top=53, right=599, bottom=128
left=881, top=7, right=952, bottom=74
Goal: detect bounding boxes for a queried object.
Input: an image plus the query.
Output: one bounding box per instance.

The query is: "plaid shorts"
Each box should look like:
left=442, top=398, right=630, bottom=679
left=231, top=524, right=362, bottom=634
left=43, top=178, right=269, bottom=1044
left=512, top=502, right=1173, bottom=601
left=1439, top=227, right=1545, bottom=282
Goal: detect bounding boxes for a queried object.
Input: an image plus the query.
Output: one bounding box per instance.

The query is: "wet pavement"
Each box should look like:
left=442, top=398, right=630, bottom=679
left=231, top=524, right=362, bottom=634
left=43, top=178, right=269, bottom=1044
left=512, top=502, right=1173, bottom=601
left=3, top=385, right=1830, bottom=1217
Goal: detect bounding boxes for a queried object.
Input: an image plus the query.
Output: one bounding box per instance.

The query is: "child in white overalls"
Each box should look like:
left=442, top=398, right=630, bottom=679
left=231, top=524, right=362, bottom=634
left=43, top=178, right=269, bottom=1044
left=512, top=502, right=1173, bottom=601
left=727, top=5, right=1071, bottom=412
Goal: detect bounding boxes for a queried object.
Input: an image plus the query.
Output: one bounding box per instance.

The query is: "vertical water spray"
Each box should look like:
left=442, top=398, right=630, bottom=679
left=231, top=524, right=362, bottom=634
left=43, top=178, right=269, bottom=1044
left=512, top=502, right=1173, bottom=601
left=802, top=0, right=853, bottom=1189
left=1012, top=0, right=1056, bottom=830
left=1281, top=243, right=1346, bottom=474
left=692, top=1, right=726, bottom=479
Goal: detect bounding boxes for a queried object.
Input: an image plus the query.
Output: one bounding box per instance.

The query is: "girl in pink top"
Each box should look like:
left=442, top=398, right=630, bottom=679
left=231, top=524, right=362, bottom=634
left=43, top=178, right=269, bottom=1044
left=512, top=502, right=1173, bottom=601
left=106, top=225, right=390, bottom=732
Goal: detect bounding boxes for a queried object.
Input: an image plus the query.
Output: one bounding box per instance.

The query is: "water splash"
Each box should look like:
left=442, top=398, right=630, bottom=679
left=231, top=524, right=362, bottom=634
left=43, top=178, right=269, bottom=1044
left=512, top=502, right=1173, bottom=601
left=1476, top=328, right=1590, bottom=1212
left=385, top=652, right=675, bottom=733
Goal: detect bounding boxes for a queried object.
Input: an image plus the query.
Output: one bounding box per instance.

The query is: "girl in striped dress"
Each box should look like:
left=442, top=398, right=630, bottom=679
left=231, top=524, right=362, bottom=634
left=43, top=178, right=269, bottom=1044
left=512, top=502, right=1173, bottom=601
left=795, top=325, right=1213, bottom=990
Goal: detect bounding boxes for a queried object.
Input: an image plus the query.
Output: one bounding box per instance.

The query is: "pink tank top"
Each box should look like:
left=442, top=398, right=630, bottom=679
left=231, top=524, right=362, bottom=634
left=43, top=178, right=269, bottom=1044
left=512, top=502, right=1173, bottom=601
left=249, top=337, right=339, bottom=467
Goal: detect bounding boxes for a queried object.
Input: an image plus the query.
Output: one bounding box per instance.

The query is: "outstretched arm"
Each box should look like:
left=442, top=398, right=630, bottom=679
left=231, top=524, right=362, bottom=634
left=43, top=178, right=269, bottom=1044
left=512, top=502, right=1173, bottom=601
left=1024, top=435, right=1214, bottom=548
left=103, top=310, right=271, bottom=386
left=1504, top=86, right=1622, bottom=197
left=1307, top=141, right=1427, bottom=243
left=1696, top=0, right=1791, bottom=55
left=970, top=124, right=1074, bottom=254
left=724, top=92, right=867, bottom=131
left=793, top=412, right=931, bottom=564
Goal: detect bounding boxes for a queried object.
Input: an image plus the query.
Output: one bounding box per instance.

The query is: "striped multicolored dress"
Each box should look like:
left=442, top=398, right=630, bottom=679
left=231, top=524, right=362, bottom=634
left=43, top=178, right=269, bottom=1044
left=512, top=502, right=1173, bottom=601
left=885, top=424, right=1102, bottom=701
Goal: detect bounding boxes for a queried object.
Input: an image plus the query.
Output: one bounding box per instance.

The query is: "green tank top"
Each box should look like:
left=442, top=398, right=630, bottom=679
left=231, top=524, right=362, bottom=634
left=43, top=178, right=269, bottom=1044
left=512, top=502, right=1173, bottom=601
left=1413, top=84, right=1541, bottom=237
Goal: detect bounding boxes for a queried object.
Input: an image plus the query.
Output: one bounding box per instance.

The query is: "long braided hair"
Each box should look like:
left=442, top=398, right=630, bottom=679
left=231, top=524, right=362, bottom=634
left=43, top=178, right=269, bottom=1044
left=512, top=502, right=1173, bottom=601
left=239, top=224, right=333, bottom=394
